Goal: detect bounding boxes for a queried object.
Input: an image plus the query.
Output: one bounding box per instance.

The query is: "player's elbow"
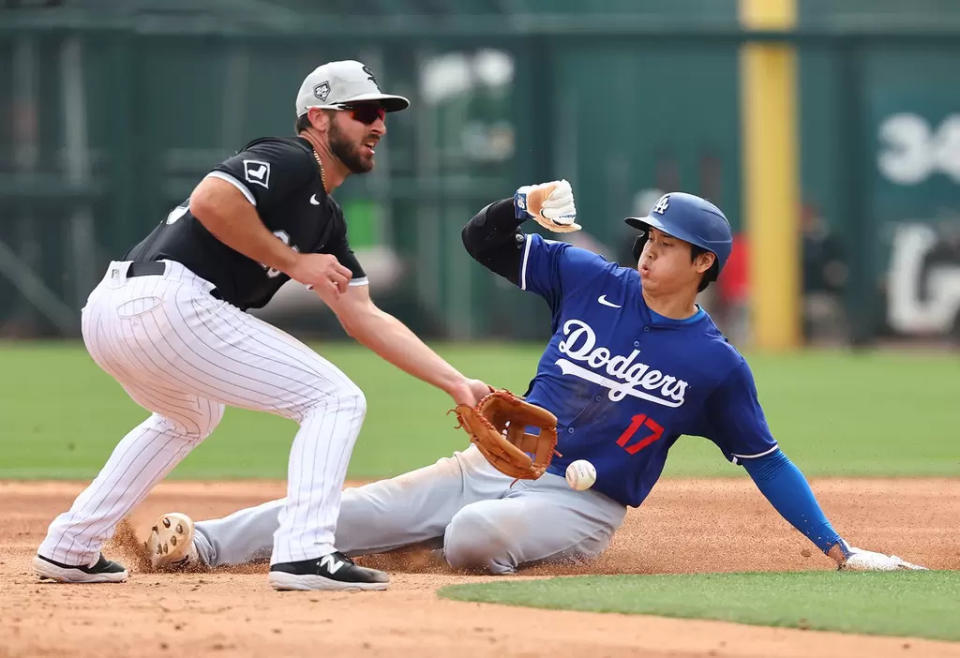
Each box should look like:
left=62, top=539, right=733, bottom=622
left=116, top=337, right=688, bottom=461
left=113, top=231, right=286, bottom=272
left=336, top=309, right=362, bottom=340
left=461, top=223, right=481, bottom=260
left=339, top=315, right=363, bottom=341
left=461, top=203, right=496, bottom=260
left=336, top=302, right=383, bottom=343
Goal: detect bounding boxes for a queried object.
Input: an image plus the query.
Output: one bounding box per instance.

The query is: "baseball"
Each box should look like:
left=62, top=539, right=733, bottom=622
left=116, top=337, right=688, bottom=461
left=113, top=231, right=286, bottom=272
left=565, top=459, right=596, bottom=491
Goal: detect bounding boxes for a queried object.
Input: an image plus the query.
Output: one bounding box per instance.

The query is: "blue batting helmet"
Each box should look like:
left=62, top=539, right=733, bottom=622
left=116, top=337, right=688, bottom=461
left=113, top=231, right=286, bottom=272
left=624, top=192, right=733, bottom=274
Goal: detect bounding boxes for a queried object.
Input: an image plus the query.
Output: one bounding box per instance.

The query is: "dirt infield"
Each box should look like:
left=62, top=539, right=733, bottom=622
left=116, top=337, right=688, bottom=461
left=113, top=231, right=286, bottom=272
left=2, top=478, right=958, bottom=658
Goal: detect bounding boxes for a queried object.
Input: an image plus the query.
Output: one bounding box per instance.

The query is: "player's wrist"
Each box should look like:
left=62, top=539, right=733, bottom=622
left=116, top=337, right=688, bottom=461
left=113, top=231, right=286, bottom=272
left=442, top=374, right=470, bottom=397
left=443, top=375, right=491, bottom=407
left=513, top=182, right=552, bottom=219
left=513, top=186, right=533, bottom=221
left=514, top=181, right=580, bottom=232
left=827, top=542, right=847, bottom=564
left=276, top=248, right=305, bottom=279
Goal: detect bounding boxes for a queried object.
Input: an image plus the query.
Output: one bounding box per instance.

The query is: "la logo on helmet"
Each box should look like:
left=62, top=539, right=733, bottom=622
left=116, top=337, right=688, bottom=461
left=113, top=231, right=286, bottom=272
left=653, top=195, right=670, bottom=215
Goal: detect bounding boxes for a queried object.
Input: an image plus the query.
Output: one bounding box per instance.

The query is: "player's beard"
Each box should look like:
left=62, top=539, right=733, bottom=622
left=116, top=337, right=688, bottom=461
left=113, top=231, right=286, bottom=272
left=329, top=120, right=375, bottom=174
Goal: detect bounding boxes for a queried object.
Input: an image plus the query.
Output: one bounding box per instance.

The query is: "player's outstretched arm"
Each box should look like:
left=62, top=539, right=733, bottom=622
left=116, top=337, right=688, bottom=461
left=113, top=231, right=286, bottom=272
left=742, top=449, right=927, bottom=571
left=311, top=282, right=490, bottom=407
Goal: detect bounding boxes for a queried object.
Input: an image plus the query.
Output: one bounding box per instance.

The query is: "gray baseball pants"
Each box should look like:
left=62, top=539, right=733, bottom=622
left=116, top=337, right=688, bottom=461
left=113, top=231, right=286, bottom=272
left=193, top=446, right=626, bottom=573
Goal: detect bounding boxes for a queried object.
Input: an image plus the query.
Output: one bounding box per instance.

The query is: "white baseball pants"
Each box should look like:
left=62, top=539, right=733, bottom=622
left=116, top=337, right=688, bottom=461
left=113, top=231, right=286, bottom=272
left=192, top=445, right=627, bottom=573
left=38, top=260, right=365, bottom=566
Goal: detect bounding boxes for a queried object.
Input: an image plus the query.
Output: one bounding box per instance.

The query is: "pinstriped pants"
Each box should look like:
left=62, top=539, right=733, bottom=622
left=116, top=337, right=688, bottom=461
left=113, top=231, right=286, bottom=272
left=38, top=260, right=365, bottom=566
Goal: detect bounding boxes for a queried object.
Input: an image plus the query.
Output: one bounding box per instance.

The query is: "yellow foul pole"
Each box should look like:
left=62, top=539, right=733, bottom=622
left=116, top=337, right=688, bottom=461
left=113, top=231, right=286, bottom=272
left=739, top=0, right=800, bottom=349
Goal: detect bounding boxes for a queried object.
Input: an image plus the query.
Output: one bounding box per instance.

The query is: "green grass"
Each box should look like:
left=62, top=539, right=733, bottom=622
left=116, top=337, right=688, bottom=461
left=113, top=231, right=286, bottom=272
left=665, top=349, right=960, bottom=478
left=0, top=341, right=958, bottom=479
left=439, top=571, right=960, bottom=641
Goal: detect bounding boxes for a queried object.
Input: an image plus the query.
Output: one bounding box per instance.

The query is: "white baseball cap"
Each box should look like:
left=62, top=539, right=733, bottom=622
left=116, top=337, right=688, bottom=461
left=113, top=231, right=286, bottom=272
left=295, top=60, right=410, bottom=117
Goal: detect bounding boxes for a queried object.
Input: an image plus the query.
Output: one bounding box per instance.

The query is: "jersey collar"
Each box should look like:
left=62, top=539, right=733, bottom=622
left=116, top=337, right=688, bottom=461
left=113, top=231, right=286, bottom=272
left=646, top=304, right=707, bottom=328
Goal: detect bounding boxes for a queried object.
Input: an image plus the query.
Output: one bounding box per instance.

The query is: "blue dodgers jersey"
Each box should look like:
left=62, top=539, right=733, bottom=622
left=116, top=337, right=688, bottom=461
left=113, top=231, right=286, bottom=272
left=518, top=234, right=777, bottom=507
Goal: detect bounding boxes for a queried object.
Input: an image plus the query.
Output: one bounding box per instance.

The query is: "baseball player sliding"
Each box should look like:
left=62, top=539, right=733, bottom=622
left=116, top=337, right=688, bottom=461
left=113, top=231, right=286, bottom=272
left=146, top=183, right=925, bottom=575
left=33, top=60, right=489, bottom=591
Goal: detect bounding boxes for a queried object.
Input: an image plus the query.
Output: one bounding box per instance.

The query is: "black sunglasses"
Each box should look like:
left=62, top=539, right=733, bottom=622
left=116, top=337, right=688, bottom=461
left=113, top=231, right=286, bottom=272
left=343, top=104, right=386, bottom=125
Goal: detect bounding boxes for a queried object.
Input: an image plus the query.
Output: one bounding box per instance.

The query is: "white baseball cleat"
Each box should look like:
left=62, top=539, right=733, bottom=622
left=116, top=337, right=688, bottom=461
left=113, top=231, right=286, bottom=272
left=146, top=512, right=199, bottom=570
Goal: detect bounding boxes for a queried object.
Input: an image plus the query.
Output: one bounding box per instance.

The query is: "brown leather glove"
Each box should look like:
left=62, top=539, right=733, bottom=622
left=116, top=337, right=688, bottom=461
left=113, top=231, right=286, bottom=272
left=453, top=389, right=559, bottom=479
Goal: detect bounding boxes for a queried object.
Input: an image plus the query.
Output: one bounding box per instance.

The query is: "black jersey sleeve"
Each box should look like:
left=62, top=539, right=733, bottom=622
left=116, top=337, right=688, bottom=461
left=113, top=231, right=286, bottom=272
left=211, top=139, right=315, bottom=211
left=330, top=239, right=367, bottom=284
left=324, top=212, right=368, bottom=284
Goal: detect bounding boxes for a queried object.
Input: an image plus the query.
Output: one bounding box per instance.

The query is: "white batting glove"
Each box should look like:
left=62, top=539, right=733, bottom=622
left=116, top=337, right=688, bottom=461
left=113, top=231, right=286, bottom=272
left=515, top=180, right=581, bottom=233
left=840, top=546, right=927, bottom=571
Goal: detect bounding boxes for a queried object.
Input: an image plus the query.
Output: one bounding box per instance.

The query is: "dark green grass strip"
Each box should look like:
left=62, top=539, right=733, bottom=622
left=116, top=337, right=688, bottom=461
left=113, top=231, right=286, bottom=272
left=439, top=571, right=960, bottom=641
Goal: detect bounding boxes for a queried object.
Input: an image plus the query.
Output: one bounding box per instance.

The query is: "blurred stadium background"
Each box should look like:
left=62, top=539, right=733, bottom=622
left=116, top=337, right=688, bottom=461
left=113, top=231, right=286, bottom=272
left=2, top=0, right=960, bottom=347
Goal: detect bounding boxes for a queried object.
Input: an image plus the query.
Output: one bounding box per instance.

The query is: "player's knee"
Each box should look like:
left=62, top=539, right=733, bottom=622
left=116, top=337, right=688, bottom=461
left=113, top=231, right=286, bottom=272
left=300, top=383, right=366, bottom=424
left=333, top=384, right=366, bottom=422
left=196, top=403, right=225, bottom=439
left=161, top=402, right=224, bottom=441
left=348, top=385, right=367, bottom=419
left=443, top=506, right=516, bottom=574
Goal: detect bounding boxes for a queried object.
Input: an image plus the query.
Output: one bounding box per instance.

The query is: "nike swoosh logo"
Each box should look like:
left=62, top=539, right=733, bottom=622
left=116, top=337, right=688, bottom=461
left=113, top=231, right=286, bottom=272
left=597, top=295, right=622, bottom=308
left=309, top=194, right=320, bottom=206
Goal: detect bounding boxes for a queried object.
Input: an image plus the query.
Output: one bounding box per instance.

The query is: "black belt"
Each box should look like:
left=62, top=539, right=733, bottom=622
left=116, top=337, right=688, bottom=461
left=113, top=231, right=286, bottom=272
left=126, top=261, right=166, bottom=278
left=126, top=261, right=223, bottom=300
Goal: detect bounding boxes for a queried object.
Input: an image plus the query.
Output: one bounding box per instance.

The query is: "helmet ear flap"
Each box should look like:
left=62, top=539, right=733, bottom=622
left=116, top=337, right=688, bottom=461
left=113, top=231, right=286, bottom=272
left=632, top=234, right=646, bottom=262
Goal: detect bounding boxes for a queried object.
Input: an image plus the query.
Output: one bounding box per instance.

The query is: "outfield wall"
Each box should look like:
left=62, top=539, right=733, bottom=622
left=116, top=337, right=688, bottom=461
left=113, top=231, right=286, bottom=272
left=1, top=2, right=958, bottom=343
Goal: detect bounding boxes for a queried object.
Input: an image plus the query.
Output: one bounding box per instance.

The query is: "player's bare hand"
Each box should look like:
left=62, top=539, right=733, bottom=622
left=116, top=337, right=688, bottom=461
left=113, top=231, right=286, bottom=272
left=288, top=253, right=353, bottom=295
left=449, top=378, right=493, bottom=407
left=516, top=180, right=581, bottom=233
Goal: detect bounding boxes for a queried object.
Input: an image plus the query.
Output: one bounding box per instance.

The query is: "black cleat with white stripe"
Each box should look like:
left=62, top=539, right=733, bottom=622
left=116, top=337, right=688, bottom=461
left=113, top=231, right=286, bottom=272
left=269, top=551, right=389, bottom=591
left=33, top=553, right=128, bottom=583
